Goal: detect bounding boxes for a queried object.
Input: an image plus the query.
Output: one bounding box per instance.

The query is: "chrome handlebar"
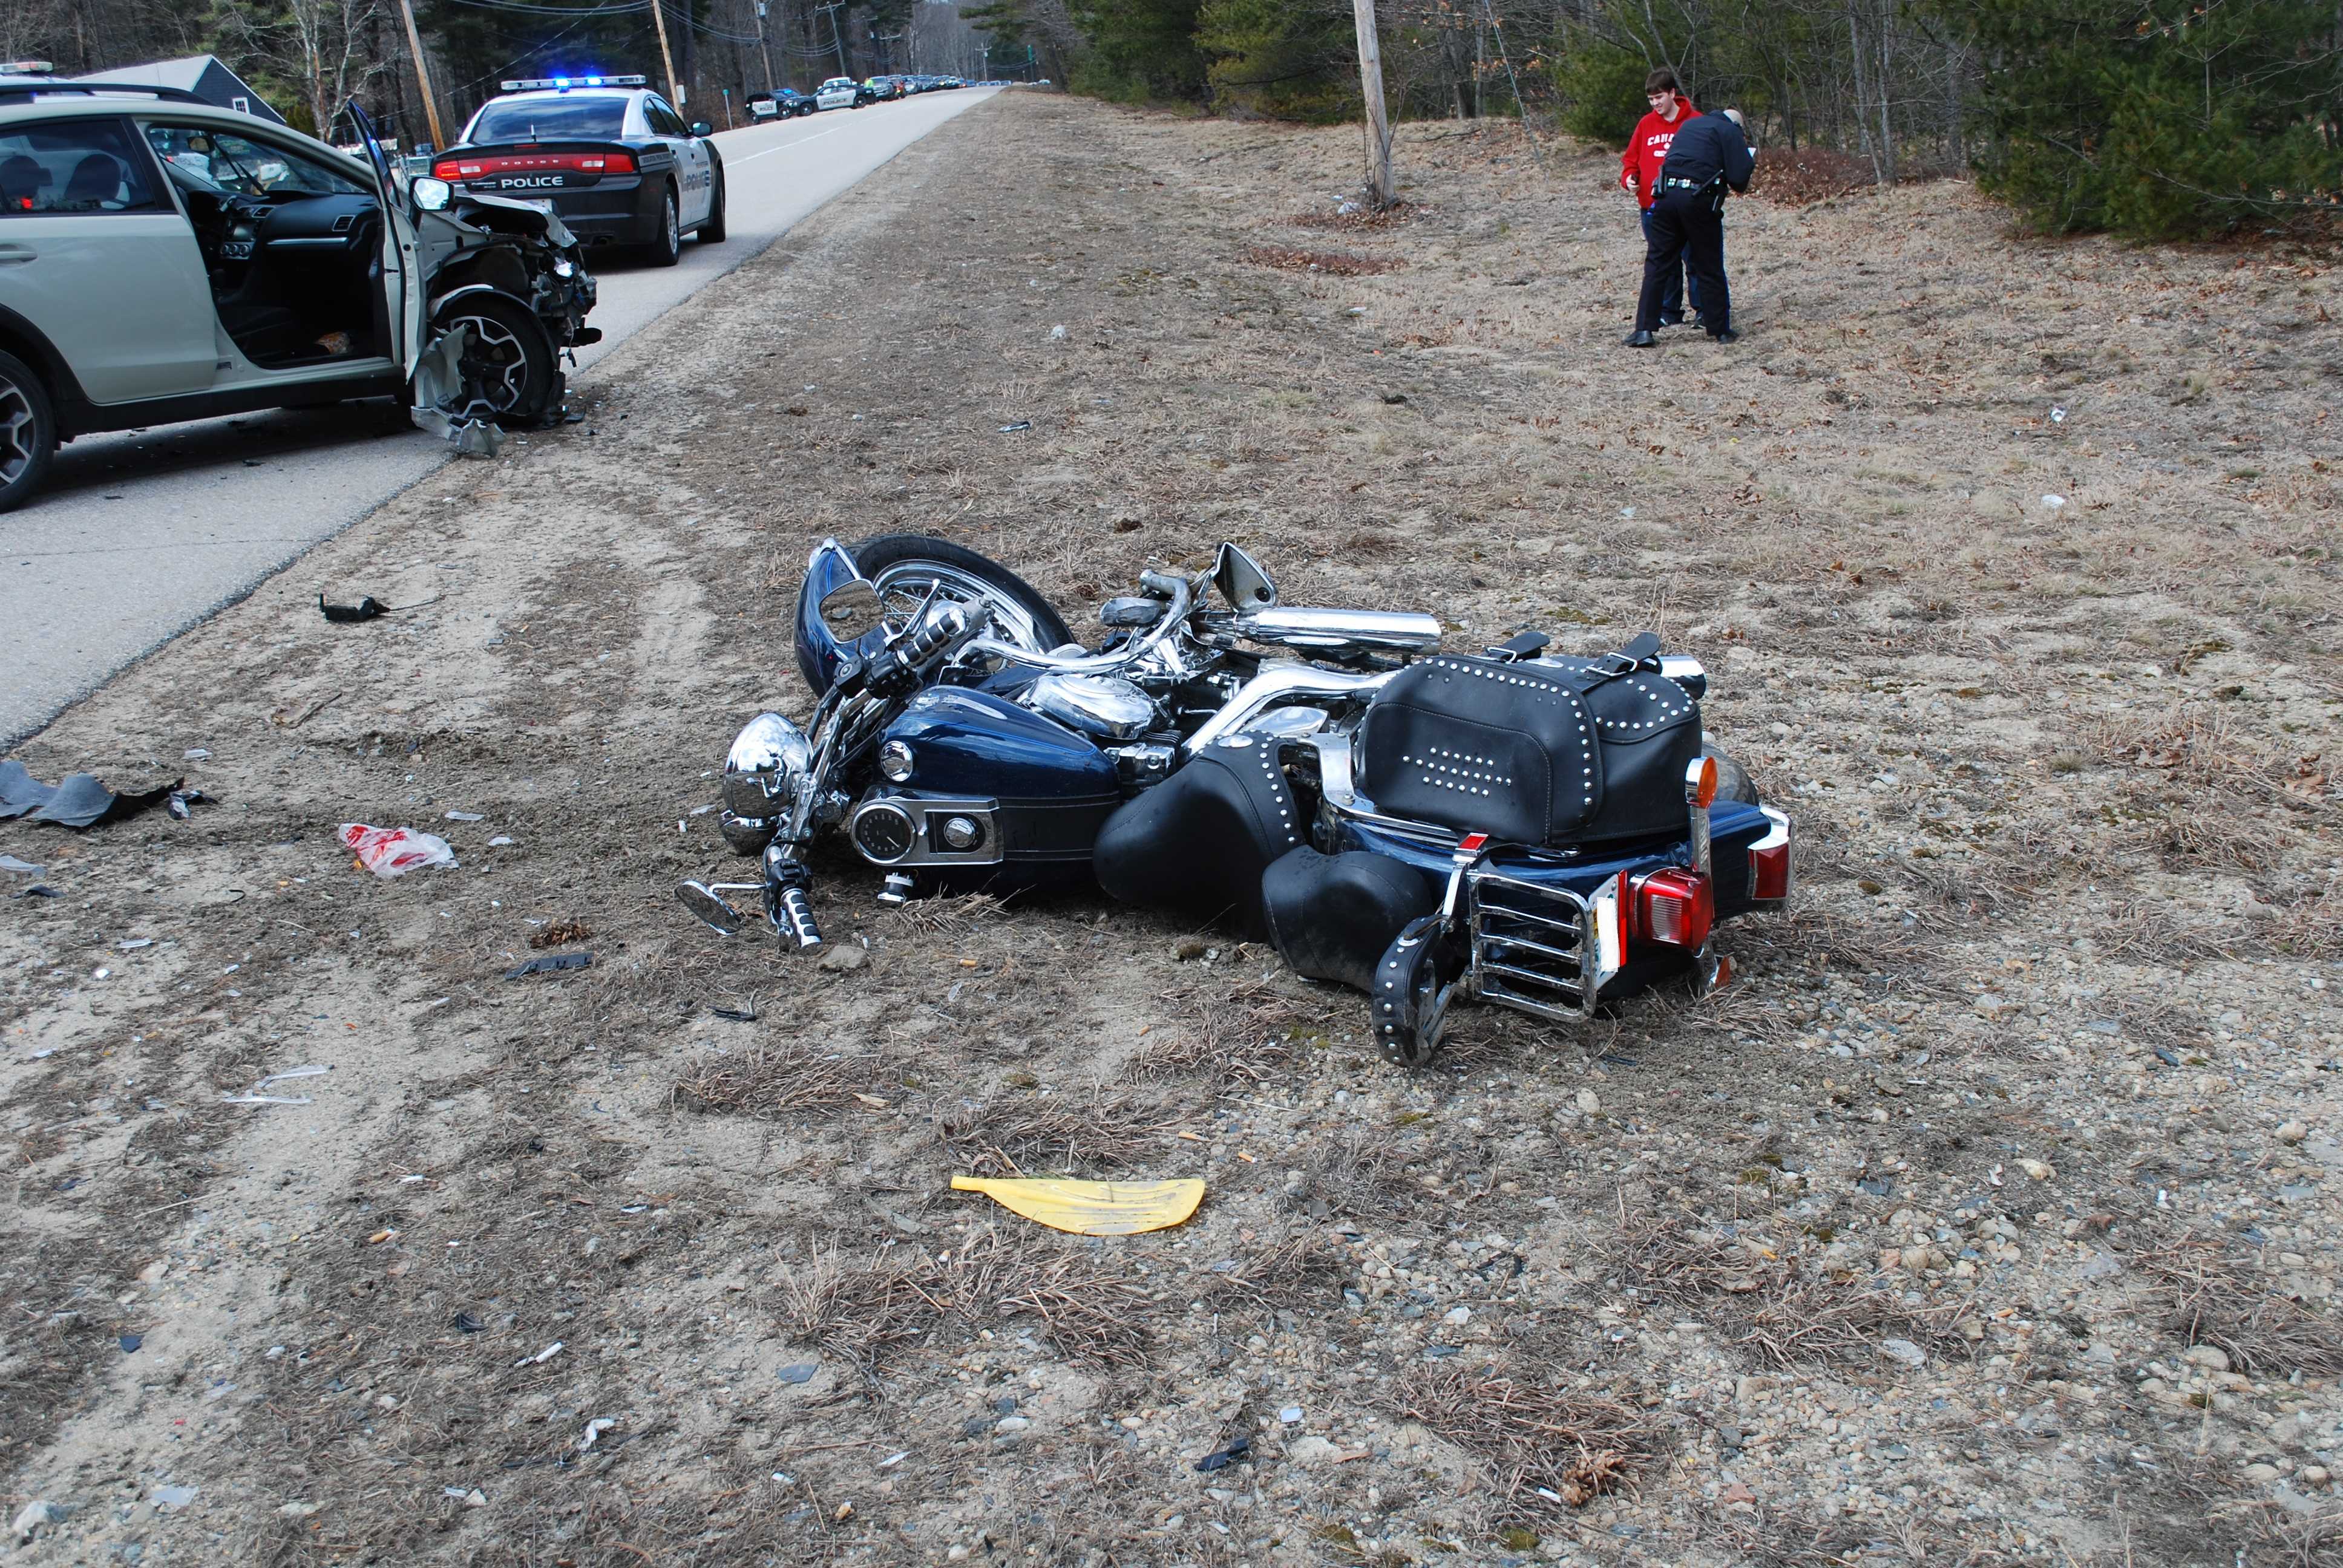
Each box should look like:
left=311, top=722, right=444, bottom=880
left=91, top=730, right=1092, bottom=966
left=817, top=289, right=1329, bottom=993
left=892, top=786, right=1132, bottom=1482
left=961, top=571, right=1197, bottom=676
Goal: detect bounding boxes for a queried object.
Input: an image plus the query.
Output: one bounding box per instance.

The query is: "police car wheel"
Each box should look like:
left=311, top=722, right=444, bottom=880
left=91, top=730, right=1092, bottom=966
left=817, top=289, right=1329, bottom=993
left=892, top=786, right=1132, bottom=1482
left=429, top=293, right=554, bottom=429
left=698, top=169, right=727, bottom=243
left=646, top=189, right=681, bottom=267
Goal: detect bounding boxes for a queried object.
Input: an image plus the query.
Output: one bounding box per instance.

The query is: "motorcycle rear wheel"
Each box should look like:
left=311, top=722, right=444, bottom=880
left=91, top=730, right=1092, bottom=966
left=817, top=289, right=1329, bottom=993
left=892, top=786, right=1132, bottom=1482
left=1705, top=745, right=1761, bottom=807
left=849, top=533, right=1074, bottom=665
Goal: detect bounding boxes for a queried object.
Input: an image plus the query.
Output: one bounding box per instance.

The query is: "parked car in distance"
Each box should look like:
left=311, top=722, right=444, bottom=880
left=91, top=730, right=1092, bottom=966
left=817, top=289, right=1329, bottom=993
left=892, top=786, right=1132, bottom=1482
left=750, top=88, right=813, bottom=120
left=813, top=77, right=871, bottom=111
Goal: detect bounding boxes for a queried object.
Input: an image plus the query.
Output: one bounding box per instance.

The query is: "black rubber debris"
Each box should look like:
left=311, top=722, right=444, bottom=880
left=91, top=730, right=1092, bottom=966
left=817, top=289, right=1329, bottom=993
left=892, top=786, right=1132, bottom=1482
left=1193, top=1435, right=1251, bottom=1472
left=0, top=759, right=53, bottom=818
left=506, top=952, right=593, bottom=979
left=2, top=762, right=182, bottom=829
left=320, top=593, right=388, bottom=623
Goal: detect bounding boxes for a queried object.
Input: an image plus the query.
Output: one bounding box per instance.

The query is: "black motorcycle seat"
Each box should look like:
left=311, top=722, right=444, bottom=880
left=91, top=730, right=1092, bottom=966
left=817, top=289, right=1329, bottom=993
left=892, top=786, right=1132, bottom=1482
left=1093, top=734, right=1303, bottom=940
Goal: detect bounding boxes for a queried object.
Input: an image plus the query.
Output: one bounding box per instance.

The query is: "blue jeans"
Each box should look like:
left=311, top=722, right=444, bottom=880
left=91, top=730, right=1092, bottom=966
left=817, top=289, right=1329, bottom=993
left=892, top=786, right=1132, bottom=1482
left=1641, top=206, right=1723, bottom=322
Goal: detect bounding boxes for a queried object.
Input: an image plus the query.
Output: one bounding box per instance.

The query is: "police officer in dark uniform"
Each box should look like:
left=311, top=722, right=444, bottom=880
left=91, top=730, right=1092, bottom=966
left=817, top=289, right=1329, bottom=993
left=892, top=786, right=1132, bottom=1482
left=1626, top=108, right=1755, bottom=347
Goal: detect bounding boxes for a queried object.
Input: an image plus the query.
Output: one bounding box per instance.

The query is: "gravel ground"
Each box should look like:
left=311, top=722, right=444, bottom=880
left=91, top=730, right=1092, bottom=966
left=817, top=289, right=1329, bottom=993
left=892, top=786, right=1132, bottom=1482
left=2, top=93, right=2339, bottom=1567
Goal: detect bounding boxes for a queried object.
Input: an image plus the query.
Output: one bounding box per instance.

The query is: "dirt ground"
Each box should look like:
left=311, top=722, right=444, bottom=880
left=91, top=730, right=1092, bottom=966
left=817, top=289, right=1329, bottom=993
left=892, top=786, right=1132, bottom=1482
left=4, top=93, right=2340, bottom=1567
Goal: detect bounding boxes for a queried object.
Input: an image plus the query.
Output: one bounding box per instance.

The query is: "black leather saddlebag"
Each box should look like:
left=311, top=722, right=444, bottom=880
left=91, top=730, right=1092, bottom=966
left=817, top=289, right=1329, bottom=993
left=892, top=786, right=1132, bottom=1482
left=1093, top=734, right=1306, bottom=940
left=1261, top=848, right=1439, bottom=993
left=1355, top=638, right=1700, bottom=846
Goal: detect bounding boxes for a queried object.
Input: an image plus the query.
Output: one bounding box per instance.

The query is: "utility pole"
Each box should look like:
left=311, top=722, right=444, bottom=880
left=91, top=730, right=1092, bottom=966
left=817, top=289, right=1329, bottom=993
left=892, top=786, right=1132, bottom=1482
left=819, top=2, right=849, bottom=77
left=395, top=0, right=446, bottom=151
left=648, top=0, right=681, bottom=105
left=1351, top=0, right=1393, bottom=207
left=753, top=0, right=776, bottom=93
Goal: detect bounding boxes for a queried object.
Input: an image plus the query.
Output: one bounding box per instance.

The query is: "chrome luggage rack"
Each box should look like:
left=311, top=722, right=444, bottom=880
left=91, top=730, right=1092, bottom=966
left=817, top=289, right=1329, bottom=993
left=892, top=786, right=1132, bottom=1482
left=1465, top=869, right=1624, bottom=1023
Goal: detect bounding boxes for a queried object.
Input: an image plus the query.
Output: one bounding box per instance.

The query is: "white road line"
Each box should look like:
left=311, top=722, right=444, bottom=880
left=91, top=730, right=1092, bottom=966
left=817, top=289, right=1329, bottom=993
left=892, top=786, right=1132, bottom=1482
left=731, top=123, right=849, bottom=165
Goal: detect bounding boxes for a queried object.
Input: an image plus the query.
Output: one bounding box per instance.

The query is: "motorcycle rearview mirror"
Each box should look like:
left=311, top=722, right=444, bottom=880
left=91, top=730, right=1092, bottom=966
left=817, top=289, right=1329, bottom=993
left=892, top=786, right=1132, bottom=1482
left=1211, top=543, right=1279, bottom=611
left=816, top=580, right=888, bottom=642
left=675, top=880, right=749, bottom=936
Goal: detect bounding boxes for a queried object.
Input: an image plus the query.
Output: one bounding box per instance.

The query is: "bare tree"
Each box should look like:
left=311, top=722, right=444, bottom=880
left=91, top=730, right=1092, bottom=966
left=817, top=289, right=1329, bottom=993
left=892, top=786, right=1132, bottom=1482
left=215, top=0, right=395, bottom=136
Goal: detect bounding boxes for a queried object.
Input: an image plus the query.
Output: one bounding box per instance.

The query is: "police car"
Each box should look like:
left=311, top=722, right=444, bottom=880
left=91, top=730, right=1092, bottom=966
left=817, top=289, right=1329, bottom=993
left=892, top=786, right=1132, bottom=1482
left=431, top=75, right=725, bottom=266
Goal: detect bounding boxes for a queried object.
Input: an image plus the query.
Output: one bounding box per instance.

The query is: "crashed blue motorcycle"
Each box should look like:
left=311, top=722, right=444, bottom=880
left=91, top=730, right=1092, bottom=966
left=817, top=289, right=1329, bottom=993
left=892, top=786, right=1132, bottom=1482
left=677, top=536, right=1792, bottom=1065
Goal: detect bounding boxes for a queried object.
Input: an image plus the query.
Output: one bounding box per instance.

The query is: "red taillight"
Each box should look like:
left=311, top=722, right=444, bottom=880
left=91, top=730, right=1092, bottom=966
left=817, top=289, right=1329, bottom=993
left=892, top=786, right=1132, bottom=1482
left=1630, top=867, right=1714, bottom=950
left=1747, top=809, right=1792, bottom=903
left=432, top=151, right=633, bottom=181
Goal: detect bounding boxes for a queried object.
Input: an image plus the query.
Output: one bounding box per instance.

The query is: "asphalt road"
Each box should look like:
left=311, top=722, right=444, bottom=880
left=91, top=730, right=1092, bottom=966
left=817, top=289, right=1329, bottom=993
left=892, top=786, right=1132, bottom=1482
left=0, top=87, right=998, bottom=748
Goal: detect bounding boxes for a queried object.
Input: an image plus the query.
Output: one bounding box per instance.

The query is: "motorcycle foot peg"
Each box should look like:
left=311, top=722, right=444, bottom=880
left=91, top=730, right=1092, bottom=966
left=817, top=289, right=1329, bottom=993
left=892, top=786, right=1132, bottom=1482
left=876, top=872, right=916, bottom=907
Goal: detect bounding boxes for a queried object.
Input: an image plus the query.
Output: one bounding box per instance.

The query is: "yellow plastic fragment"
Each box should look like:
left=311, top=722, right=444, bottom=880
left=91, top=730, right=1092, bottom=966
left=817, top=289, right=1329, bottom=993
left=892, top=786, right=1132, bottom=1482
left=949, top=1175, right=1204, bottom=1236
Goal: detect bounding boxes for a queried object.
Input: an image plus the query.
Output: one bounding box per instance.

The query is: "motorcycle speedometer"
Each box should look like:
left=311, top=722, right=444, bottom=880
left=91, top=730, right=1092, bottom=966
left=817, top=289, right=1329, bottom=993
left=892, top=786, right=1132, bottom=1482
left=851, top=801, right=917, bottom=864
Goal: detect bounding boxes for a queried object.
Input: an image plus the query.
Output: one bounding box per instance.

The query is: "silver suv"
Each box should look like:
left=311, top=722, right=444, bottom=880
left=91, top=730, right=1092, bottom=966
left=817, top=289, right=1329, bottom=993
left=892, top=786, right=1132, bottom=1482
left=0, top=73, right=598, bottom=510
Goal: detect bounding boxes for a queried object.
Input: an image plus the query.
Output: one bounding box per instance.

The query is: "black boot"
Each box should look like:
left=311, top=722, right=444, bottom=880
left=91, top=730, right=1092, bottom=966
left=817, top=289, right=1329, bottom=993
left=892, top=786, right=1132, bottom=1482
left=1624, top=330, right=1657, bottom=348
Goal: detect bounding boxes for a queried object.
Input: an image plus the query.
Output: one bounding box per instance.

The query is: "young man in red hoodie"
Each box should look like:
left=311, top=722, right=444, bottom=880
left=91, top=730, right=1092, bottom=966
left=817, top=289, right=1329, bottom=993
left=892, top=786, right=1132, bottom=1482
left=1619, top=68, right=1710, bottom=327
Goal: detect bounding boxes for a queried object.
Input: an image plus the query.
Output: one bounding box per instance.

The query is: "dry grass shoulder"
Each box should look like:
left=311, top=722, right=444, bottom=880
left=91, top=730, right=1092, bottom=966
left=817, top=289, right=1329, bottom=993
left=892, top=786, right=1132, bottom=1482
left=2, top=94, right=2338, bottom=1567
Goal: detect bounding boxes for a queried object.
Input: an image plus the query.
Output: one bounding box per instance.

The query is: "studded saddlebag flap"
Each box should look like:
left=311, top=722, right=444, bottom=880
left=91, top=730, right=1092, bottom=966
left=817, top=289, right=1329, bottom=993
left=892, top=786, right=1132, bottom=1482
left=1355, top=642, right=1701, bottom=847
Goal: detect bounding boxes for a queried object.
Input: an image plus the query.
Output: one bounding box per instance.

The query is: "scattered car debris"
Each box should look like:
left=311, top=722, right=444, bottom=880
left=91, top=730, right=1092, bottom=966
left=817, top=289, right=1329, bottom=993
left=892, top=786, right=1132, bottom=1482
left=445, top=810, right=485, bottom=822
left=11, top=1501, right=64, bottom=1542
left=341, top=824, right=459, bottom=878
left=322, top=593, right=442, bottom=624
left=709, top=1004, right=757, bottom=1023
left=514, top=1341, right=564, bottom=1368
left=0, top=854, right=41, bottom=875
left=319, top=594, right=388, bottom=624
left=1, top=761, right=182, bottom=829
left=119, top=1334, right=142, bottom=1354
left=948, top=1175, right=1204, bottom=1236
left=506, top=952, right=592, bottom=979
left=579, top=1417, right=616, bottom=1451
left=166, top=788, right=206, bottom=820
left=1192, top=1435, right=1251, bottom=1473
left=451, top=1312, right=485, bottom=1333
left=269, top=693, right=342, bottom=729
left=221, top=1094, right=313, bottom=1107
left=997, top=420, right=1032, bottom=433
left=410, top=327, right=509, bottom=458
left=777, top=1362, right=819, bottom=1384
left=19, top=884, right=61, bottom=899
left=258, top=1065, right=332, bottom=1089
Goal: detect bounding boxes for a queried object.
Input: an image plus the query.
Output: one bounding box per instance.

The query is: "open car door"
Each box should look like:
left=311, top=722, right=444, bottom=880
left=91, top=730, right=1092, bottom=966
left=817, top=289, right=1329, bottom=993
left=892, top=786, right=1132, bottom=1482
left=339, top=105, right=426, bottom=379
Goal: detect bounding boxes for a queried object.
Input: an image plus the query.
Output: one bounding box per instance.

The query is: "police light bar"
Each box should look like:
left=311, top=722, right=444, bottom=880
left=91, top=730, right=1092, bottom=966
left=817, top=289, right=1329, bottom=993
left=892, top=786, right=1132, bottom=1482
left=500, top=74, right=645, bottom=93
left=2, top=60, right=57, bottom=74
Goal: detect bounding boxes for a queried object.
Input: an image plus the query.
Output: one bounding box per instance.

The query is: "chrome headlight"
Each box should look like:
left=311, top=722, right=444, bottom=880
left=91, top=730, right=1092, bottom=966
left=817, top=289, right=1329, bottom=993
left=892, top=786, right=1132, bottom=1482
left=720, top=713, right=813, bottom=852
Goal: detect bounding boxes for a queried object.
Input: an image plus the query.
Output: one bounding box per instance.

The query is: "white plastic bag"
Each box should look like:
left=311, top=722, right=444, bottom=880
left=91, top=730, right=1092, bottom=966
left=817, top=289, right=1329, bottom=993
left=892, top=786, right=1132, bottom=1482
left=340, top=822, right=457, bottom=878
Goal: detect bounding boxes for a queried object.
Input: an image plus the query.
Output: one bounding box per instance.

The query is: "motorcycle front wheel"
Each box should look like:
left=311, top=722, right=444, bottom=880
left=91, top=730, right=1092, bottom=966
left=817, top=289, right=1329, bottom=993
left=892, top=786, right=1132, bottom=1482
left=804, top=535, right=1075, bottom=697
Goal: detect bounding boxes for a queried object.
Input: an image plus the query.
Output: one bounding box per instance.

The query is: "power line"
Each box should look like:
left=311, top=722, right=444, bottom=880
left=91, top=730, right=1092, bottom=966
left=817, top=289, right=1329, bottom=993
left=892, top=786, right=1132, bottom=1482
left=443, top=0, right=650, bottom=15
